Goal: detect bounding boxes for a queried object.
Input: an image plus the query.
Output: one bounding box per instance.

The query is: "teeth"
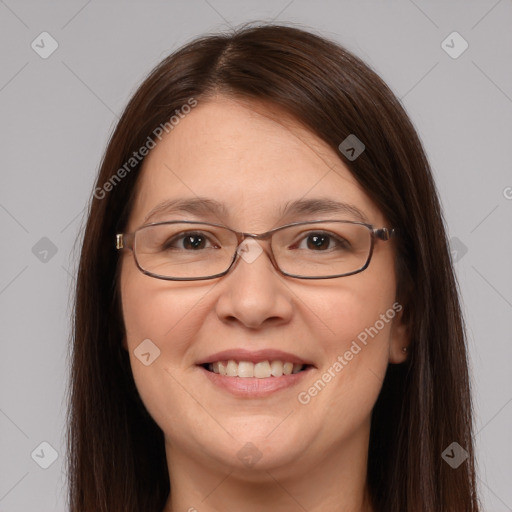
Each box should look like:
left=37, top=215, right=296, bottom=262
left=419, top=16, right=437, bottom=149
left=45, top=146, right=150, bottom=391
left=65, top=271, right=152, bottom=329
left=254, top=361, right=271, bottom=378
left=207, top=359, right=306, bottom=378
left=238, top=361, right=254, bottom=378
left=270, top=360, right=283, bottom=377
left=218, top=361, right=227, bottom=375
left=226, top=360, right=238, bottom=377
left=292, top=363, right=303, bottom=374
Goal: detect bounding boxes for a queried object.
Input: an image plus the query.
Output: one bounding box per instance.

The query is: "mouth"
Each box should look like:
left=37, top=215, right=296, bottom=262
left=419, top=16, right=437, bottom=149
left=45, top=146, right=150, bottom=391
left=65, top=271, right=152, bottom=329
left=200, top=359, right=313, bottom=378
left=196, top=349, right=315, bottom=397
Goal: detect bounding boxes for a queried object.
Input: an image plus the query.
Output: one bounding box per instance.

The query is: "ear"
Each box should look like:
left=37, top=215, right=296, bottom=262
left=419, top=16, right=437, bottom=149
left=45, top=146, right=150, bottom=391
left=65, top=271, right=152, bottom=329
left=388, top=305, right=411, bottom=364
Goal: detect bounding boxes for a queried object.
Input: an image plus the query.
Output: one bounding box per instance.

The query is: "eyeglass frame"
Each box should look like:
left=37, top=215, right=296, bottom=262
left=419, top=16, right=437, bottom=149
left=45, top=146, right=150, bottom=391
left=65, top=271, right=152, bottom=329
left=115, top=219, right=396, bottom=281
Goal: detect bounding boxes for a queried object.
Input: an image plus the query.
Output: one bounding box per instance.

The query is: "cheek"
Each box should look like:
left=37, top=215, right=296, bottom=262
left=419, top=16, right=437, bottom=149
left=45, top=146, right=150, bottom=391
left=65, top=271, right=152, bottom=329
left=298, top=269, right=397, bottom=406
left=119, top=266, right=212, bottom=433
left=305, top=266, right=397, bottom=346
left=119, top=261, right=192, bottom=374
left=120, top=260, right=209, bottom=355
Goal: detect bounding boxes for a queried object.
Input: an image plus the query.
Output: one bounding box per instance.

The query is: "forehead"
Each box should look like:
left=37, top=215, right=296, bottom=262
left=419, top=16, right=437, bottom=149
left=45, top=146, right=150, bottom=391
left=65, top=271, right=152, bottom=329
left=127, top=97, right=384, bottom=231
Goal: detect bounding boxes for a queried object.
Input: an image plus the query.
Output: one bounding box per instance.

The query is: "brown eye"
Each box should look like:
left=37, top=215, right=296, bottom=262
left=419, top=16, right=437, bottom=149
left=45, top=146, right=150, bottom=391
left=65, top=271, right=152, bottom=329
left=181, top=234, right=207, bottom=250
left=162, top=232, right=213, bottom=251
left=306, top=233, right=330, bottom=250
left=296, top=232, right=351, bottom=251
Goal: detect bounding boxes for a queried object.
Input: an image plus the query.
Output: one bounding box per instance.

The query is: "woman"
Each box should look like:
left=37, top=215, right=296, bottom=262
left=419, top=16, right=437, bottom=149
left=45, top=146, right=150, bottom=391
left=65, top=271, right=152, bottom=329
left=67, top=24, right=480, bottom=511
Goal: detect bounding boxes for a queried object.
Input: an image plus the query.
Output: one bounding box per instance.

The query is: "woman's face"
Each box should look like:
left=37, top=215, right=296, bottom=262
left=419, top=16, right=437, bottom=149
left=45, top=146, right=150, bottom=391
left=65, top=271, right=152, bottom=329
left=120, top=96, right=408, bottom=477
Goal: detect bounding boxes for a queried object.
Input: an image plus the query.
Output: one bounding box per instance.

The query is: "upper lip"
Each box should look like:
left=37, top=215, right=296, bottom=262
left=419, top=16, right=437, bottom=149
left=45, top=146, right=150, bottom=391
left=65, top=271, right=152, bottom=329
left=197, top=348, right=315, bottom=367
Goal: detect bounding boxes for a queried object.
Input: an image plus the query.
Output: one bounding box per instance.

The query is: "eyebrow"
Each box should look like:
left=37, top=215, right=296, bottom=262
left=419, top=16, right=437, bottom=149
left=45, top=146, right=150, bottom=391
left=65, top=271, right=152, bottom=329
left=143, top=197, right=228, bottom=224
left=280, top=198, right=369, bottom=223
left=143, top=197, right=369, bottom=224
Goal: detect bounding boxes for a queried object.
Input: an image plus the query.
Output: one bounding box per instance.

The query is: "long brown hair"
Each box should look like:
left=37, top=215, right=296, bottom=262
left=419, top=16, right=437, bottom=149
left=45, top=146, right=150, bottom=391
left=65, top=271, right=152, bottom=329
left=67, top=23, right=480, bottom=511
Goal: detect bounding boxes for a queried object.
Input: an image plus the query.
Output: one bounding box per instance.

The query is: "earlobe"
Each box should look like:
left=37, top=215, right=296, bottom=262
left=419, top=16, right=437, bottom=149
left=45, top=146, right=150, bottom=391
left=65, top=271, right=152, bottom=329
left=389, top=309, right=411, bottom=364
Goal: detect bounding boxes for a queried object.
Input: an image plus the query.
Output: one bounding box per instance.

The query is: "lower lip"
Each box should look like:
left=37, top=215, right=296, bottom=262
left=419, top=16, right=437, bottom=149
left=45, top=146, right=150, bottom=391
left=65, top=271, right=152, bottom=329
left=198, top=365, right=313, bottom=398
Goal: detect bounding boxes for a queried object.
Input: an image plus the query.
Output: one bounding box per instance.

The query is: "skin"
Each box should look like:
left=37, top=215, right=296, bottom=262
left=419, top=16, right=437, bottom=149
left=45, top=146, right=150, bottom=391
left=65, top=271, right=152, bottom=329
left=119, top=96, right=409, bottom=512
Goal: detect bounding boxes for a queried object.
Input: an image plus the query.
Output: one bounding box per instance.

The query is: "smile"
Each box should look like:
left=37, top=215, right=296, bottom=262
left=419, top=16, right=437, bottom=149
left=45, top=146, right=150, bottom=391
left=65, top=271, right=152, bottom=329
left=196, top=348, right=315, bottom=397
left=203, top=359, right=310, bottom=378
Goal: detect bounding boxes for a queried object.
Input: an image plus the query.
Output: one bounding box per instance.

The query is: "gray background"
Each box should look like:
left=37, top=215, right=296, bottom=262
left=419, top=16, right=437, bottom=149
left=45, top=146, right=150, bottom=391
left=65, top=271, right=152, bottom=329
left=0, top=0, right=511, bottom=510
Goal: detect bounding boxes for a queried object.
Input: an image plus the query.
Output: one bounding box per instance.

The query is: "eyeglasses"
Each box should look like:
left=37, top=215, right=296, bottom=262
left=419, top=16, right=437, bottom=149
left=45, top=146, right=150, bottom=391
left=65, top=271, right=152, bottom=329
left=115, top=220, right=395, bottom=281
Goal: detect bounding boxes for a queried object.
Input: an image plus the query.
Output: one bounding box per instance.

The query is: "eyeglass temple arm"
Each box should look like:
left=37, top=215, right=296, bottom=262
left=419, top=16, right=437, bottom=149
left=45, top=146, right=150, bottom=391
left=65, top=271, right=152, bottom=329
left=116, top=233, right=135, bottom=250
left=373, top=227, right=395, bottom=241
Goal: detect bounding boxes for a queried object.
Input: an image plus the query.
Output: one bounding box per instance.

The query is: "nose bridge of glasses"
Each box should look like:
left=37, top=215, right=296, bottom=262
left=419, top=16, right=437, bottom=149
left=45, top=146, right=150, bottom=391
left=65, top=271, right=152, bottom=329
left=224, top=226, right=291, bottom=279
left=228, top=225, right=272, bottom=252
left=234, top=231, right=275, bottom=265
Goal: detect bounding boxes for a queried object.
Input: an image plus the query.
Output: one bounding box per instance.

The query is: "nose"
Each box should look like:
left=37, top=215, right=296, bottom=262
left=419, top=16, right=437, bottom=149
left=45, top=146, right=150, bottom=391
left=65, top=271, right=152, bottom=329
left=214, top=239, right=294, bottom=329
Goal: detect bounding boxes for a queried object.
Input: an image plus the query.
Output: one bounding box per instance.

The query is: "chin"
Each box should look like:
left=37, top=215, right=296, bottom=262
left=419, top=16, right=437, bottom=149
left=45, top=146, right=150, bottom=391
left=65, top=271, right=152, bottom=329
left=208, top=426, right=310, bottom=473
